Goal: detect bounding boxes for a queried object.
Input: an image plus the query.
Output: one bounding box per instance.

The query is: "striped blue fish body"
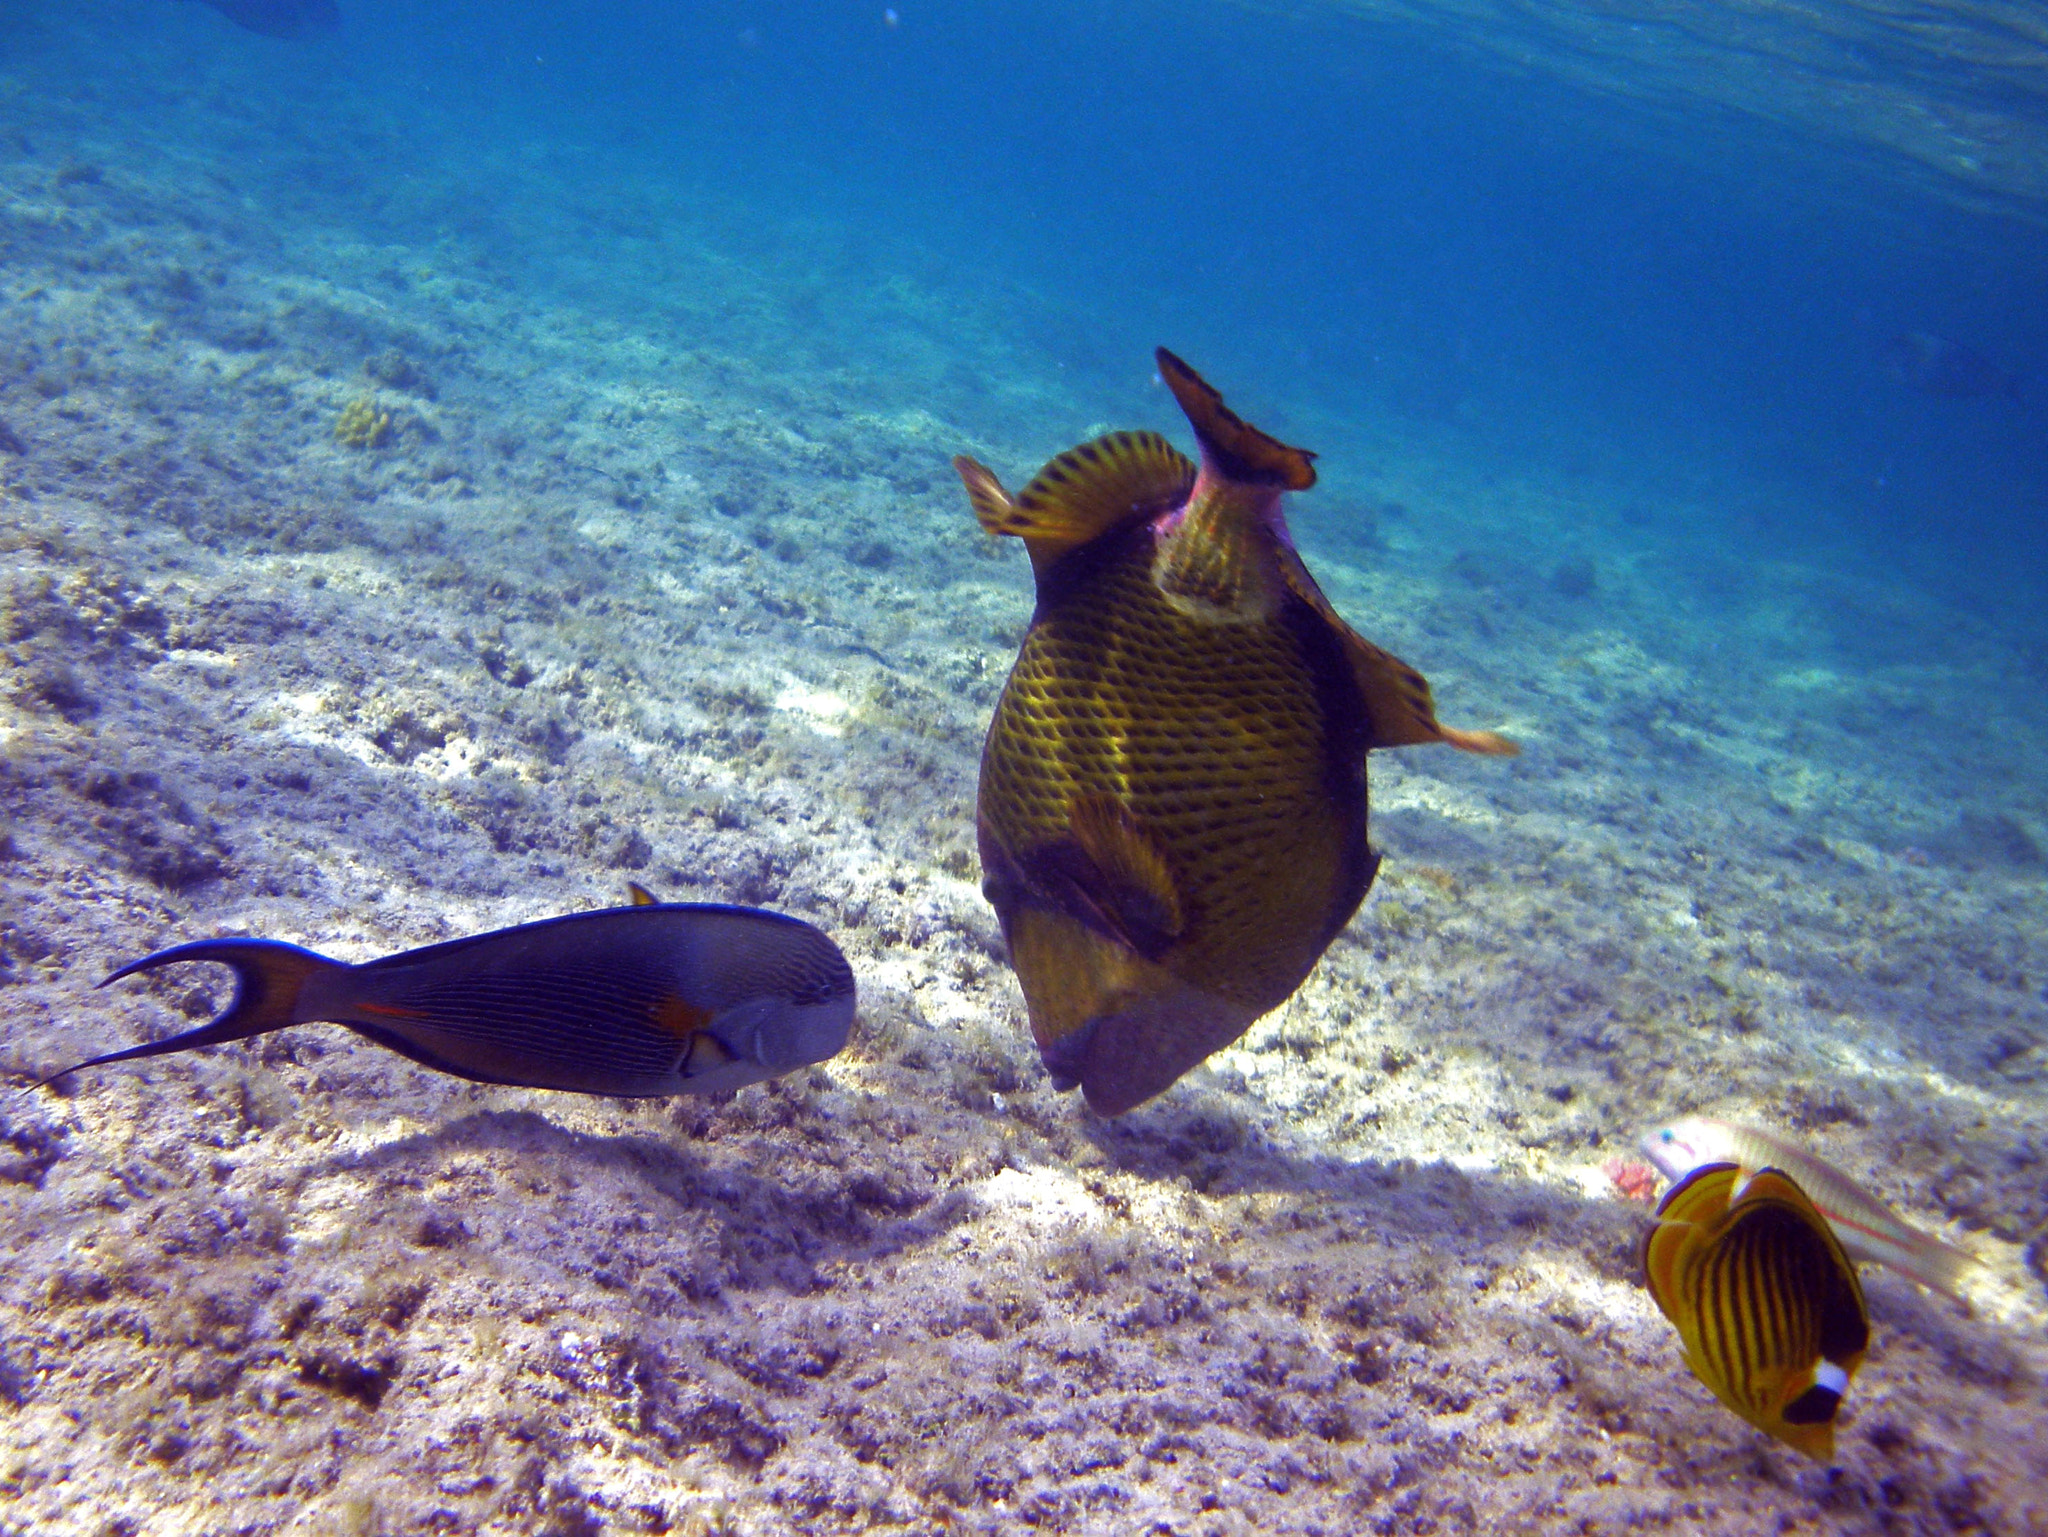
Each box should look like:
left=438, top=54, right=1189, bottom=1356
left=1641, top=1162, right=1870, bottom=1463
left=42, top=904, right=855, bottom=1098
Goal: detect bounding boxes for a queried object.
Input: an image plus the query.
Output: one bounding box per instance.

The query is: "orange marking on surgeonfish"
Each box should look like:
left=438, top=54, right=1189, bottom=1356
left=652, top=993, right=715, bottom=1040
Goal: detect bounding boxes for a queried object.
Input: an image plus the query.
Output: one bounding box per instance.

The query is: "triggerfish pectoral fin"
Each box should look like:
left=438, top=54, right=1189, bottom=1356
left=31, top=939, right=343, bottom=1090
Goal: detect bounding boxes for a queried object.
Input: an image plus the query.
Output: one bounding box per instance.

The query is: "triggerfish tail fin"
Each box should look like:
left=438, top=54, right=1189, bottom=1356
left=34, top=939, right=341, bottom=1089
left=1157, top=348, right=1316, bottom=489
left=956, top=432, right=1194, bottom=573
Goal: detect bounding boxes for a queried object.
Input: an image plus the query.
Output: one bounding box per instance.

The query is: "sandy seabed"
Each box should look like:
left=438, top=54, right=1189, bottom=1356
left=2, top=11, right=2046, bottom=1536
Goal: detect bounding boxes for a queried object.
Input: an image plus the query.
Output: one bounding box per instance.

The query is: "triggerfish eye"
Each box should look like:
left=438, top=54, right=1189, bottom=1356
left=34, top=900, right=856, bottom=1099
left=1641, top=1161, right=1871, bottom=1462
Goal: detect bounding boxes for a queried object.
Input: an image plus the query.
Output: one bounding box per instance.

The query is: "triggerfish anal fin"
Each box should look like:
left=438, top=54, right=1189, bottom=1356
left=1642, top=1162, right=1869, bottom=1463
left=36, top=904, right=856, bottom=1100
left=1270, top=546, right=1518, bottom=757
left=955, top=432, right=1195, bottom=576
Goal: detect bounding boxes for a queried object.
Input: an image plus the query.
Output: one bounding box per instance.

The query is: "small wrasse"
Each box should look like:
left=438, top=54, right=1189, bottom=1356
left=1641, top=1115, right=1980, bottom=1303
left=37, top=897, right=855, bottom=1098
left=1642, top=1161, right=1870, bottom=1463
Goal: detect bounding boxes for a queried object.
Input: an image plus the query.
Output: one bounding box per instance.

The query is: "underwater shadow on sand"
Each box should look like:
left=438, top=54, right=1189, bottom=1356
left=309, top=1104, right=976, bottom=1288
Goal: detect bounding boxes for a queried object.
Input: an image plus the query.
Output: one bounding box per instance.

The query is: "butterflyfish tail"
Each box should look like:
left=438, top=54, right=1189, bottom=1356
left=33, top=939, right=341, bottom=1091
left=1156, top=348, right=1316, bottom=490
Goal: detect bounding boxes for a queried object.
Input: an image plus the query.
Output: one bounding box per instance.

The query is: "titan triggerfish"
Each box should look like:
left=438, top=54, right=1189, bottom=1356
left=955, top=348, right=1516, bottom=1116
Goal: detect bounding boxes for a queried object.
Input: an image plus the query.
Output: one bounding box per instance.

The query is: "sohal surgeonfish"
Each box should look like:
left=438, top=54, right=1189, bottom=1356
left=955, top=349, right=1516, bottom=1116
left=36, top=894, right=855, bottom=1098
left=1643, top=1115, right=1980, bottom=1304
left=1642, top=1161, right=1871, bottom=1463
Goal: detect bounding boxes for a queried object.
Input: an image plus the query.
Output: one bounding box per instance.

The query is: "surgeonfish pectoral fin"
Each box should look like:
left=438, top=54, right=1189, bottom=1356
left=1156, top=348, right=1316, bottom=490
left=32, top=939, right=341, bottom=1091
left=626, top=882, right=660, bottom=906
left=956, top=433, right=1196, bottom=574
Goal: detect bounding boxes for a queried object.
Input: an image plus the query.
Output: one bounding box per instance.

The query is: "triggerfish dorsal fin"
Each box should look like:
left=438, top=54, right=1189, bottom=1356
left=1272, top=546, right=1519, bottom=756
left=626, top=882, right=659, bottom=906
left=31, top=939, right=342, bottom=1091
left=1157, top=348, right=1316, bottom=490
left=956, top=432, right=1194, bottom=572
left=1068, top=793, right=1185, bottom=955
left=1641, top=1162, right=1869, bottom=1463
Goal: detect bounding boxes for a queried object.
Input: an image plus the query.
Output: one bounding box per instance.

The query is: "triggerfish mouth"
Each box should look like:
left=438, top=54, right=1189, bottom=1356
left=1642, top=1161, right=1870, bottom=1463
left=1642, top=1115, right=1981, bottom=1303
left=37, top=898, right=856, bottom=1098
left=954, top=349, right=1517, bottom=1116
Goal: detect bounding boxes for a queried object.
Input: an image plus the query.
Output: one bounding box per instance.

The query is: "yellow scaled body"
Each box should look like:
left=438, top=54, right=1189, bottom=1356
left=1642, top=1162, right=1871, bottom=1462
left=955, top=350, right=1515, bottom=1115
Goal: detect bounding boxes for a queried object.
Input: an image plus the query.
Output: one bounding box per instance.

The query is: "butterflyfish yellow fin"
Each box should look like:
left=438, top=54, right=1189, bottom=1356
left=1274, top=546, right=1518, bottom=756
left=1156, top=347, right=1316, bottom=490
left=1068, top=793, right=1185, bottom=953
left=626, top=882, right=659, bottom=906
left=956, top=433, right=1195, bottom=569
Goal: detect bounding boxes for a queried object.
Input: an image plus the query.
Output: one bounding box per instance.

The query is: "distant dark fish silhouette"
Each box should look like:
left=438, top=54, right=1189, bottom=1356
left=192, top=0, right=341, bottom=39
left=1885, top=331, right=2023, bottom=401
left=35, top=898, right=856, bottom=1098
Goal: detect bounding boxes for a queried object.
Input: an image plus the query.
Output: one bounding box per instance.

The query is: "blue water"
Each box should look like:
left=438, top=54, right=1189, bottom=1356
left=7, top=4, right=2048, bottom=1526
left=91, top=0, right=2037, bottom=619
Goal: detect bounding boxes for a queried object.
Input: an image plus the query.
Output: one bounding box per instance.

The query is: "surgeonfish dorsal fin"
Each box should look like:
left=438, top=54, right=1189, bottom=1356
left=956, top=433, right=1195, bottom=573
left=1270, top=547, right=1519, bottom=757
left=1156, top=348, right=1315, bottom=490
left=626, top=882, right=659, bottom=907
left=1068, top=793, right=1185, bottom=954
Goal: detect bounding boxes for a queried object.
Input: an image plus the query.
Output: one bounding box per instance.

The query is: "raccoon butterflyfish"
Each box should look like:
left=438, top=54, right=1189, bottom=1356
left=954, top=348, right=1517, bottom=1116
left=1642, top=1161, right=1871, bottom=1463
left=34, top=901, right=855, bottom=1098
left=1643, top=1115, right=1981, bottom=1304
